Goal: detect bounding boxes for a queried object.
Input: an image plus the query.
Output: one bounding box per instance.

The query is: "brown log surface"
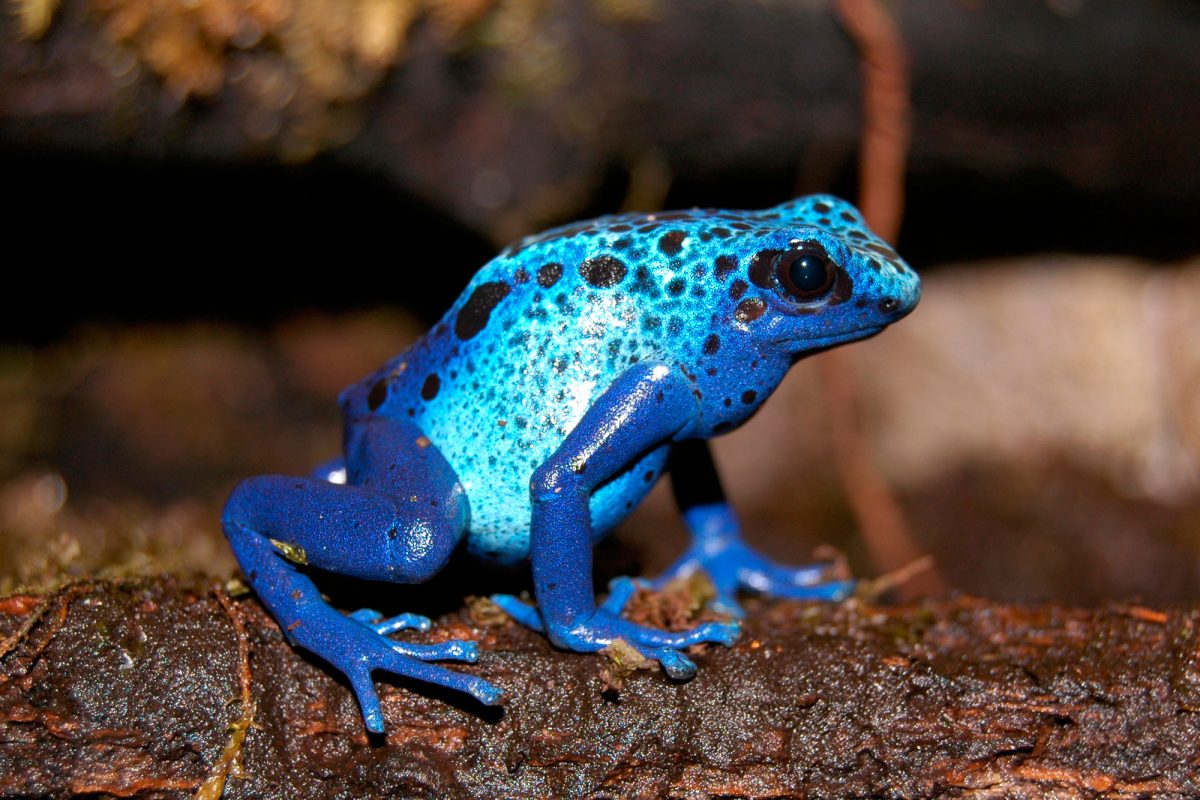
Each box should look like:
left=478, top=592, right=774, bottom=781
left=2, top=577, right=1199, bottom=799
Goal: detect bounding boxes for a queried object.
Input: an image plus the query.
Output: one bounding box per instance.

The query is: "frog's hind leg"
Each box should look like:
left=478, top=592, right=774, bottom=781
left=655, top=440, right=854, bottom=617
left=222, top=415, right=502, bottom=732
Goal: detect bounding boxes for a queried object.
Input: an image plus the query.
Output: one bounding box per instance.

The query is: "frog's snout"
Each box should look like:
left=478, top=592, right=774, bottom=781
left=880, top=271, right=921, bottom=322
left=877, top=291, right=917, bottom=321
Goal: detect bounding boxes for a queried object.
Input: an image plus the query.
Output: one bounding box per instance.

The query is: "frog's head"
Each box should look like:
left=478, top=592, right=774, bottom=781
left=732, top=194, right=920, bottom=360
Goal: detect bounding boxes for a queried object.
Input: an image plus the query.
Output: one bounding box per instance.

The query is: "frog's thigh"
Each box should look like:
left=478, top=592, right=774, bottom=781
left=225, top=415, right=466, bottom=583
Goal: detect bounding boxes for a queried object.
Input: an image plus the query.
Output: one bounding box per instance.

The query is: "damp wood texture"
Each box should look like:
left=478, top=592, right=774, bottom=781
left=2, top=577, right=1199, bottom=799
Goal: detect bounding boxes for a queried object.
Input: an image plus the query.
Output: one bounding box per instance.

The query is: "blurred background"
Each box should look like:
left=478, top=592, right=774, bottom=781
left=1, top=0, right=1197, bottom=605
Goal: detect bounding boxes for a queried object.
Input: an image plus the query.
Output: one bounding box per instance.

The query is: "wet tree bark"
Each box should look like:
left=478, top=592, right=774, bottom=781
left=2, top=577, right=1198, bottom=799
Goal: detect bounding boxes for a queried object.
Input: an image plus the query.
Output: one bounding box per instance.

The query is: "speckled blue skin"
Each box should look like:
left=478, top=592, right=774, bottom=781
left=223, top=194, right=919, bottom=732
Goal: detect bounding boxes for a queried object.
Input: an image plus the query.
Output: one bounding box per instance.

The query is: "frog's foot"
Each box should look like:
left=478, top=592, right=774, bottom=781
left=490, top=577, right=649, bottom=633
left=491, top=581, right=739, bottom=679
left=655, top=539, right=854, bottom=618
left=296, top=607, right=502, bottom=733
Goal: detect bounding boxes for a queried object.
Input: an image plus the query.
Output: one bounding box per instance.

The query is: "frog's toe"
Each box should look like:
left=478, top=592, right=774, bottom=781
left=669, top=539, right=856, bottom=604
left=349, top=608, right=480, bottom=662
left=390, top=654, right=504, bottom=707
left=761, top=575, right=855, bottom=601
left=738, top=557, right=828, bottom=593
left=464, top=675, right=505, bottom=706
left=709, top=592, right=747, bottom=619
left=679, top=619, right=740, bottom=647
left=349, top=608, right=433, bottom=634
left=740, top=557, right=855, bottom=601
left=587, top=611, right=740, bottom=651
left=376, top=612, right=433, bottom=634
left=634, top=644, right=697, bottom=680
left=345, top=664, right=388, bottom=734
left=392, top=638, right=481, bottom=662
left=636, top=619, right=740, bottom=652
left=330, top=627, right=503, bottom=734
left=371, top=651, right=503, bottom=712
left=552, top=611, right=738, bottom=678
left=348, top=608, right=383, bottom=623
left=490, top=593, right=545, bottom=631
left=598, top=576, right=650, bottom=615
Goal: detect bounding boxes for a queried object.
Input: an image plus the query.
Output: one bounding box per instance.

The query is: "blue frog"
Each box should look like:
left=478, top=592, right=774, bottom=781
left=223, top=194, right=920, bottom=732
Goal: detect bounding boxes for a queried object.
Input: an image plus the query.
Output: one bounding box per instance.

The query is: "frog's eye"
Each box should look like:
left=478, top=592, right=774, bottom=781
left=776, top=245, right=836, bottom=301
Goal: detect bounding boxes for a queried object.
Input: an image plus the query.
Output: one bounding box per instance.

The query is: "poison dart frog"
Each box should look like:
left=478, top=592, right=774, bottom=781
left=223, top=195, right=920, bottom=732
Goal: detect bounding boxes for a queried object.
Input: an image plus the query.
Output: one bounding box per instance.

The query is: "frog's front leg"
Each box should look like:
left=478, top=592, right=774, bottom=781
left=222, top=416, right=502, bottom=733
left=656, top=439, right=854, bottom=616
left=492, top=362, right=739, bottom=678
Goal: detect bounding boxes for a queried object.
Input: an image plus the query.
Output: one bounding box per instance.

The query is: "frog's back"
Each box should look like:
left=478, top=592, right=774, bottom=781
left=340, top=198, right=917, bottom=562
left=341, top=211, right=712, bottom=559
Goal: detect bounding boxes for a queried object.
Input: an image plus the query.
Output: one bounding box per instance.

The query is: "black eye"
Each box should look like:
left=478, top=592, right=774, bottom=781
left=776, top=246, right=836, bottom=300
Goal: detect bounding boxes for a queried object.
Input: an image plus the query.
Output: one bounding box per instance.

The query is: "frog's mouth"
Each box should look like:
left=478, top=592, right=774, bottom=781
left=785, top=325, right=885, bottom=360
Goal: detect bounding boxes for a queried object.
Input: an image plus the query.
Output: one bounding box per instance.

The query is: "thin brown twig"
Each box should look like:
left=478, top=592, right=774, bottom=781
left=825, top=0, right=944, bottom=599
left=194, top=584, right=257, bottom=800
left=0, top=580, right=99, bottom=669
left=0, top=596, right=54, bottom=663
left=835, top=0, right=911, bottom=242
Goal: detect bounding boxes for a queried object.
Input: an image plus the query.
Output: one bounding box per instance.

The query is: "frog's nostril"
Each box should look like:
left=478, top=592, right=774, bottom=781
left=878, top=297, right=900, bottom=314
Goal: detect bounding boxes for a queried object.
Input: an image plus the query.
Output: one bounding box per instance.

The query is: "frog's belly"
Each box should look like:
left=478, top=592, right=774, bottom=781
left=454, top=444, right=670, bottom=565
